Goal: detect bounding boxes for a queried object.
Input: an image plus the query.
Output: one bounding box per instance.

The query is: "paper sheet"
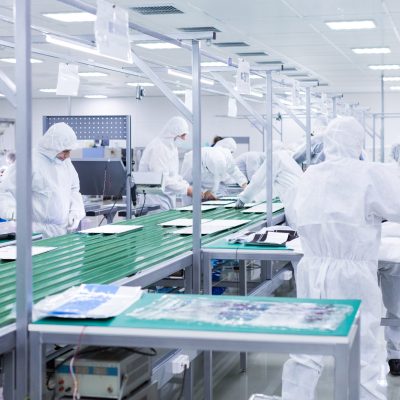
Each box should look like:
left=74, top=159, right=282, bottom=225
left=242, top=203, right=284, bottom=214
left=159, top=218, right=211, bottom=227
left=79, top=225, right=143, bottom=235
left=177, top=205, right=217, bottom=212
left=285, top=237, right=303, bottom=253
left=219, top=196, right=238, bottom=201
left=173, top=219, right=250, bottom=235
left=202, top=200, right=235, bottom=206
left=0, top=245, right=56, bottom=260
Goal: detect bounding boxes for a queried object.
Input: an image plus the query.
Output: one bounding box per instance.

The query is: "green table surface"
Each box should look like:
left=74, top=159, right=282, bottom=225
left=34, top=293, right=361, bottom=338
left=204, top=237, right=290, bottom=251
left=0, top=207, right=274, bottom=328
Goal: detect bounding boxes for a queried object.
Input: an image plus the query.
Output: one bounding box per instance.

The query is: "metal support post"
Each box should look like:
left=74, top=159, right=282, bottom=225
left=380, top=74, right=385, bottom=162
left=372, top=115, right=376, bottom=162
left=191, top=40, right=202, bottom=294
left=265, top=72, right=273, bottom=226
left=67, top=96, right=71, bottom=116
left=15, top=0, right=32, bottom=397
left=126, top=117, right=132, bottom=219
left=332, top=96, right=337, bottom=118
left=305, top=87, right=312, bottom=166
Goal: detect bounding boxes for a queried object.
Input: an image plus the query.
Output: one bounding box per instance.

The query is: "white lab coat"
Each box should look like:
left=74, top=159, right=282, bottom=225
left=180, top=147, right=227, bottom=196
left=235, top=151, right=266, bottom=181
left=238, top=150, right=302, bottom=227
left=0, top=122, right=85, bottom=238
left=139, top=117, right=190, bottom=210
left=282, top=117, right=400, bottom=400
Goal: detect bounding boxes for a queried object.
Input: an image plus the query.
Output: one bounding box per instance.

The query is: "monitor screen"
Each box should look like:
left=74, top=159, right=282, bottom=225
left=72, top=159, right=126, bottom=196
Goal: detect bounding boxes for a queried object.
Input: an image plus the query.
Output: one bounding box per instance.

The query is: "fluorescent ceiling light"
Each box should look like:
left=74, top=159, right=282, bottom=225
left=250, top=74, right=263, bottom=80
left=167, top=68, right=214, bottom=86
left=126, top=82, right=155, bottom=87
left=279, top=99, right=292, bottom=106
left=0, top=94, right=4, bottom=97
left=173, top=90, right=187, bottom=95
left=136, top=42, right=179, bottom=50
left=84, top=95, right=108, bottom=99
left=78, top=71, right=108, bottom=77
left=42, top=12, right=96, bottom=22
left=0, top=57, right=42, bottom=63
left=390, top=86, right=400, bottom=91
left=201, top=61, right=227, bottom=67
left=46, top=34, right=132, bottom=64
left=248, top=91, right=263, bottom=98
left=383, top=76, right=400, bottom=82
left=39, top=88, right=57, bottom=93
left=369, top=64, right=400, bottom=70
left=326, top=20, right=376, bottom=30
left=352, top=47, right=391, bottom=54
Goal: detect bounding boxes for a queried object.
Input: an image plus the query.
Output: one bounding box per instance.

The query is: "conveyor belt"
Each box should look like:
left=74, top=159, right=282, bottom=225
left=0, top=207, right=273, bottom=328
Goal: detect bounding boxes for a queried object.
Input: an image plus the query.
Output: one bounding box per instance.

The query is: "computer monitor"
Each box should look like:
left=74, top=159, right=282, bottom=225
left=72, top=159, right=126, bottom=196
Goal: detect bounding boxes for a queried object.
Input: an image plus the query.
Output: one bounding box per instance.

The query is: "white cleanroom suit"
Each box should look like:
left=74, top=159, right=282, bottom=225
left=0, top=122, right=85, bottom=238
left=139, top=116, right=190, bottom=210
left=282, top=116, right=400, bottom=400
left=235, top=151, right=266, bottom=182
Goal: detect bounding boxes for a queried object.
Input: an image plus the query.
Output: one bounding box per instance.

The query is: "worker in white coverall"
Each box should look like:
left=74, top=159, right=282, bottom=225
left=235, top=141, right=302, bottom=227
left=138, top=116, right=193, bottom=210
left=269, top=116, right=400, bottom=400
left=213, top=138, right=248, bottom=195
left=235, top=151, right=266, bottom=182
left=180, top=146, right=230, bottom=202
left=0, top=122, right=85, bottom=238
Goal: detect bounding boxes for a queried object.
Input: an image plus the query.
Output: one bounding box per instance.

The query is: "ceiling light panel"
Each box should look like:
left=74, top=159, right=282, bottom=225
left=201, top=61, right=227, bottom=67
left=236, top=52, right=268, bottom=57
left=130, top=6, right=183, bottom=15
left=390, top=86, right=400, bottom=91
left=352, top=47, right=391, bottom=54
left=42, top=12, right=96, bottom=22
left=84, top=95, right=108, bottom=99
left=136, top=42, right=180, bottom=50
left=167, top=69, right=214, bottom=85
left=0, top=58, right=42, bottom=63
left=326, top=20, right=376, bottom=30
left=383, top=77, right=400, bottom=82
left=39, top=88, right=57, bottom=93
left=126, top=82, right=155, bottom=87
left=369, top=65, right=400, bottom=70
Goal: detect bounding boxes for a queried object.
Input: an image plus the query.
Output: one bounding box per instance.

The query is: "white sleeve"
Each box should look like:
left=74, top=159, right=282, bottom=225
left=239, top=161, right=266, bottom=203
left=0, top=164, right=17, bottom=218
left=226, top=155, right=247, bottom=186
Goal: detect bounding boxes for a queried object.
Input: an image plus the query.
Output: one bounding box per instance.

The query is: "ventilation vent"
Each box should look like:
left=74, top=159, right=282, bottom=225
left=236, top=51, right=267, bottom=56
left=131, top=5, right=184, bottom=15
left=178, top=26, right=220, bottom=32
left=214, top=42, right=249, bottom=47
left=282, top=66, right=297, bottom=72
left=298, top=78, right=319, bottom=83
left=285, top=73, right=308, bottom=77
left=256, top=60, right=282, bottom=64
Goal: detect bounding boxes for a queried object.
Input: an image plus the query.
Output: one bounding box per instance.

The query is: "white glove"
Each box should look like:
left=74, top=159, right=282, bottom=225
left=68, top=213, right=80, bottom=231
left=234, top=199, right=245, bottom=209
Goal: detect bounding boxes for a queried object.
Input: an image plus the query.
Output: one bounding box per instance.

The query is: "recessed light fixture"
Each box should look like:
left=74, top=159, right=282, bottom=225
left=42, top=12, right=96, bottom=22
left=126, top=82, right=155, bottom=87
left=84, top=95, right=108, bottom=99
left=173, top=90, right=187, bottom=95
left=326, top=20, right=376, bottom=30
left=383, top=76, right=400, bottom=82
left=390, top=86, right=400, bottom=91
left=46, top=34, right=132, bottom=64
left=39, top=88, right=57, bottom=93
left=78, top=72, right=108, bottom=77
left=249, top=91, right=263, bottom=98
left=0, top=94, right=4, bottom=97
left=136, top=42, right=179, bottom=50
left=352, top=47, right=391, bottom=54
left=0, top=58, right=42, bottom=64
left=279, top=99, right=293, bottom=106
left=369, top=64, right=400, bottom=70
left=167, top=69, right=214, bottom=85
left=250, top=74, right=263, bottom=80
left=201, top=61, right=227, bottom=67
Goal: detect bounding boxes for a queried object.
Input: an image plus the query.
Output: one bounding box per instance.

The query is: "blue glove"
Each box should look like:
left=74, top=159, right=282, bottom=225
left=234, top=199, right=245, bottom=209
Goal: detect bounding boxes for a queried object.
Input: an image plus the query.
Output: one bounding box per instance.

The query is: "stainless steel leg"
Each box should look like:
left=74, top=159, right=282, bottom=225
left=30, top=332, right=44, bottom=400
left=334, top=345, right=351, bottom=400
left=3, top=351, right=15, bottom=400
left=203, top=254, right=212, bottom=295
left=239, top=261, right=247, bottom=372
left=183, top=363, right=193, bottom=400
left=348, top=319, right=361, bottom=400
left=261, top=260, right=273, bottom=281
left=185, top=265, right=193, bottom=294
left=204, top=351, right=213, bottom=400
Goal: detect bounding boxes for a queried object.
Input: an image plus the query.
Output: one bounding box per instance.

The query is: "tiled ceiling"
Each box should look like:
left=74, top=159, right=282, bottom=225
left=0, top=0, right=399, bottom=99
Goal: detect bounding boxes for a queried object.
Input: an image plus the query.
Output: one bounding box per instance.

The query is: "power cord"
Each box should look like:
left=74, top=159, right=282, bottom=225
left=137, top=190, right=146, bottom=217
left=177, top=365, right=188, bottom=400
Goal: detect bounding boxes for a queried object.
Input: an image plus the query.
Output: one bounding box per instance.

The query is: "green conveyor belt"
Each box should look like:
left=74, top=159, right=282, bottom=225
left=0, top=207, right=274, bottom=328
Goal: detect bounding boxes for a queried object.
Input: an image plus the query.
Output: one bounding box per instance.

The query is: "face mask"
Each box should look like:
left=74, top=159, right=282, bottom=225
left=175, top=137, right=191, bottom=150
